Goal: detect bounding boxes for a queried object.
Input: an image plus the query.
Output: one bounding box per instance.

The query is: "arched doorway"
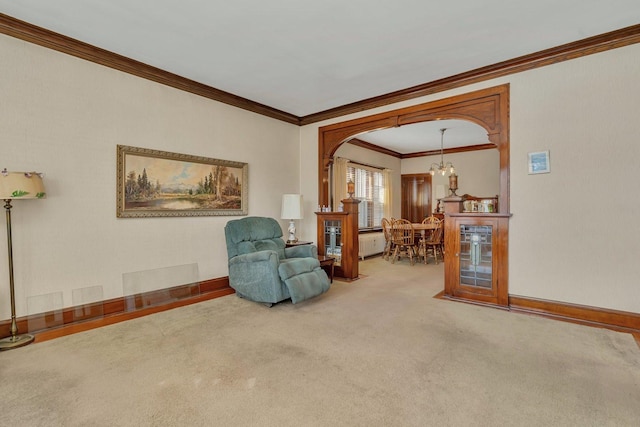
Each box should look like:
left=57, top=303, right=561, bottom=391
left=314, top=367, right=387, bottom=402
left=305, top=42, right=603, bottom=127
left=317, top=84, right=510, bottom=306
left=318, top=84, right=509, bottom=212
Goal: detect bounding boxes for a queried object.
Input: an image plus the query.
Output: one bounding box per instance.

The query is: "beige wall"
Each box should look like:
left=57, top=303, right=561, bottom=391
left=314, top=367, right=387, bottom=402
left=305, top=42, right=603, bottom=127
left=3, top=32, right=639, bottom=319
left=402, top=149, right=500, bottom=210
left=508, top=44, right=640, bottom=311
left=0, top=35, right=300, bottom=318
left=300, top=43, right=640, bottom=314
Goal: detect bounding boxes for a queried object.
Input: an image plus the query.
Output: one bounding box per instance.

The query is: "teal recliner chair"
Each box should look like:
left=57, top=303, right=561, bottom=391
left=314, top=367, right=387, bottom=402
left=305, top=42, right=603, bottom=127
left=224, top=217, right=330, bottom=306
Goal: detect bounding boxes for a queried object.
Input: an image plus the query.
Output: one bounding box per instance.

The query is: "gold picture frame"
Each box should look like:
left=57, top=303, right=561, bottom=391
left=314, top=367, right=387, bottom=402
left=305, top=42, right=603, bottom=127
left=116, top=145, right=248, bottom=218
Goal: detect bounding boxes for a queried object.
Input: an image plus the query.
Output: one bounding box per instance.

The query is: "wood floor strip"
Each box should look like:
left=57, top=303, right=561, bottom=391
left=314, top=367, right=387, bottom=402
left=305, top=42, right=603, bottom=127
left=1, top=277, right=234, bottom=343
left=509, top=295, right=640, bottom=333
left=33, top=287, right=234, bottom=343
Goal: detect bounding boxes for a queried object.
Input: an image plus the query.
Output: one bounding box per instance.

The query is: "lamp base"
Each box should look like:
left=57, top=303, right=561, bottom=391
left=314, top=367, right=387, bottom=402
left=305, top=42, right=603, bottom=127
left=287, top=220, right=298, bottom=244
left=0, top=333, right=35, bottom=350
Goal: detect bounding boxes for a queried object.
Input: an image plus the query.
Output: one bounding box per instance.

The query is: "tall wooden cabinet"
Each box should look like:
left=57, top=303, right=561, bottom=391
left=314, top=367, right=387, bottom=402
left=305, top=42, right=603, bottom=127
left=315, top=198, right=360, bottom=280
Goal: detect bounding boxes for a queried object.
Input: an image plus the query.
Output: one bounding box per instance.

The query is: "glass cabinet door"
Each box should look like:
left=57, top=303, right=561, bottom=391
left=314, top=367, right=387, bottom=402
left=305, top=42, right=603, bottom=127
left=445, top=214, right=509, bottom=307
left=459, top=225, right=493, bottom=289
left=323, top=220, right=342, bottom=266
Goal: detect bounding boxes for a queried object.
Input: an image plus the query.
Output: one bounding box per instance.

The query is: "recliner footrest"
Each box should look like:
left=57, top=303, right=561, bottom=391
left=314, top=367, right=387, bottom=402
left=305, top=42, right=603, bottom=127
left=278, top=257, right=321, bottom=281
left=283, top=269, right=330, bottom=304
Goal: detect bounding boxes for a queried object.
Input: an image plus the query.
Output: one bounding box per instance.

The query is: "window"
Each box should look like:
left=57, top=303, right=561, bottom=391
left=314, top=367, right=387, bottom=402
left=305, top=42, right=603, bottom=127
left=347, top=165, right=385, bottom=229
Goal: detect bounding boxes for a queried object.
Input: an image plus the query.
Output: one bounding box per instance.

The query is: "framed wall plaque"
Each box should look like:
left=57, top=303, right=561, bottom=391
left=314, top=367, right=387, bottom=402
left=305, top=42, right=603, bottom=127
left=528, top=150, right=550, bottom=174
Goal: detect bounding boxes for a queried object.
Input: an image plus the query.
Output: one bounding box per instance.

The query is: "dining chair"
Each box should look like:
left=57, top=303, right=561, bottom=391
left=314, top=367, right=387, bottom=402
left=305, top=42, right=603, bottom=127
left=391, top=219, right=417, bottom=265
left=421, top=219, right=444, bottom=264
left=381, top=217, right=394, bottom=261
left=420, top=215, right=440, bottom=241
left=422, top=216, right=440, bottom=225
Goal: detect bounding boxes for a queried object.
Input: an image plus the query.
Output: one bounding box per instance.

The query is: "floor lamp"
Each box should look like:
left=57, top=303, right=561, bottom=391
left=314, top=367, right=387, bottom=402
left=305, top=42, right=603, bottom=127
left=0, top=170, right=46, bottom=350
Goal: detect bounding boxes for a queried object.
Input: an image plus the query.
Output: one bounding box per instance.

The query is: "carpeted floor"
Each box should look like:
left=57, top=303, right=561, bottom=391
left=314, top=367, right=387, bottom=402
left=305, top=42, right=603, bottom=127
left=1, top=257, right=639, bottom=426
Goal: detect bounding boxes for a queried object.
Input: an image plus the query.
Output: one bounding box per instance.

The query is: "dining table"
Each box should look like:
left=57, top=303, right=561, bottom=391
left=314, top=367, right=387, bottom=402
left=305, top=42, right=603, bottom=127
left=409, top=222, right=438, bottom=231
left=391, top=222, right=438, bottom=237
left=390, top=221, right=440, bottom=249
left=388, top=221, right=441, bottom=264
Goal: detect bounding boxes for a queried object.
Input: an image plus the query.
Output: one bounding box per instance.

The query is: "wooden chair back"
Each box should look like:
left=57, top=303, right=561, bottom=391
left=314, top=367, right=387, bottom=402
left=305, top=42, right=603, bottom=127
left=392, top=219, right=415, bottom=246
left=381, top=217, right=394, bottom=260
left=391, top=219, right=417, bottom=265
left=381, top=217, right=392, bottom=241
left=422, top=216, right=440, bottom=225
left=426, top=221, right=443, bottom=244
left=422, top=220, right=444, bottom=264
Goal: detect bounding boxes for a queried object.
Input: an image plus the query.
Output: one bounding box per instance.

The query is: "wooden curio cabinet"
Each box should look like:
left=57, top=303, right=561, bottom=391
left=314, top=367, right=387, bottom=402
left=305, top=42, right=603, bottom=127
left=444, top=213, right=510, bottom=307
left=315, top=198, right=360, bottom=280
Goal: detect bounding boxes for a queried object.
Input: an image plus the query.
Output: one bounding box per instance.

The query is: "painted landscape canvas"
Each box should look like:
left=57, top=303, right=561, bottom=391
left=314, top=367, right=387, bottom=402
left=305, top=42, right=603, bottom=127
left=117, top=145, right=248, bottom=217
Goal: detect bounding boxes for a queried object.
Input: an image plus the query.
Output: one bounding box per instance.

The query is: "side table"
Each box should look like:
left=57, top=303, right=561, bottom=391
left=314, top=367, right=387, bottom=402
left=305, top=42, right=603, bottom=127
left=285, top=240, right=313, bottom=248
left=317, top=255, right=335, bottom=283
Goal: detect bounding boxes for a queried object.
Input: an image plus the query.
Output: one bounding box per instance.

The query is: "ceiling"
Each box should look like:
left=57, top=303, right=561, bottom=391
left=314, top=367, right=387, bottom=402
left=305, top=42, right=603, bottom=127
left=353, top=120, right=491, bottom=155
left=1, top=0, right=639, bottom=152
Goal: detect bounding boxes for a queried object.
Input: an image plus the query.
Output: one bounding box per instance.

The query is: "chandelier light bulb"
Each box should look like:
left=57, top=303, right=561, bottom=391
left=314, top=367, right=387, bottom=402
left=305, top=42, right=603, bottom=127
left=428, top=128, right=456, bottom=179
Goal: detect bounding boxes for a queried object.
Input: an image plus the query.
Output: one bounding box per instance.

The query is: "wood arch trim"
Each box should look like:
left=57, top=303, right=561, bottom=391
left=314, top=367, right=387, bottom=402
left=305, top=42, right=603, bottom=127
left=318, top=84, right=510, bottom=213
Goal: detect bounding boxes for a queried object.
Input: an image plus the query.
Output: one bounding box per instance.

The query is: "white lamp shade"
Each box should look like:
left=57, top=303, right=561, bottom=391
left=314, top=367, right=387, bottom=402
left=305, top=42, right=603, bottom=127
left=281, top=194, right=303, bottom=219
left=0, top=171, right=46, bottom=200
left=435, top=185, right=445, bottom=199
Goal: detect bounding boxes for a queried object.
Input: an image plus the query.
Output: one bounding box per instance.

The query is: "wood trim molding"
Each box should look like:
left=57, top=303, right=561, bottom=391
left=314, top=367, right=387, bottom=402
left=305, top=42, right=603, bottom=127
left=348, top=138, right=496, bottom=159
left=401, top=143, right=496, bottom=159
left=2, top=13, right=638, bottom=127
left=318, top=84, right=510, bottom=213
left=509, top=295, right=640, bottom=333
left=300, top=24, right=640, bottom=125
left=0, top=13, right=299, bottom=125
left=0, top=276, right=234, bottom=343
left=347, top=138, right=402, bottom=158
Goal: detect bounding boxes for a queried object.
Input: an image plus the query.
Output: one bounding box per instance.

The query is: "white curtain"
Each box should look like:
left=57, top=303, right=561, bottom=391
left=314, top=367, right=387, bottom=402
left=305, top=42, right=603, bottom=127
left=383, top=168, right=392, bottom=219
left=332, top=157, right=349, bottom=211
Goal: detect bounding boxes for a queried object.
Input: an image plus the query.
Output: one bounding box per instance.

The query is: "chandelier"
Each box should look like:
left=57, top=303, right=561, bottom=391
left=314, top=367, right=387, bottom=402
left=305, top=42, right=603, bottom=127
left=429, top=128, right=455, bottom=176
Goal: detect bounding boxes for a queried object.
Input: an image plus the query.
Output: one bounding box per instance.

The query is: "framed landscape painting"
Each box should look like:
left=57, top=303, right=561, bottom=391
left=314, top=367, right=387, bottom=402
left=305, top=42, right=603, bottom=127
left=117, top=145, right=248, bottom=218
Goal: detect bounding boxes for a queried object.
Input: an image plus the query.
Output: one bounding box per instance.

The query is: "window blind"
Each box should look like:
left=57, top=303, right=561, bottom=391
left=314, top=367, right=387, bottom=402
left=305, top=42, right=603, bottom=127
left=347, top=164, right=385, bottom=229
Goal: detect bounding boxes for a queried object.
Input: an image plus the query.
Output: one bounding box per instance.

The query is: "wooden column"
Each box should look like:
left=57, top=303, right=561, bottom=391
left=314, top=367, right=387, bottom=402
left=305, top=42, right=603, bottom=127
left=341, top=197, right=361, bottom=279
left=442, top=196, right=463, bottom=214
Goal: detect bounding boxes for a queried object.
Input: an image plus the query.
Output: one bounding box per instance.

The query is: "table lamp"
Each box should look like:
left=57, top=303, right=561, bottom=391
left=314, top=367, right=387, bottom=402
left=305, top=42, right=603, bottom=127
left=281, top=194, right=303, bottom=243
left=0, top=170, right=46, bottom=350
